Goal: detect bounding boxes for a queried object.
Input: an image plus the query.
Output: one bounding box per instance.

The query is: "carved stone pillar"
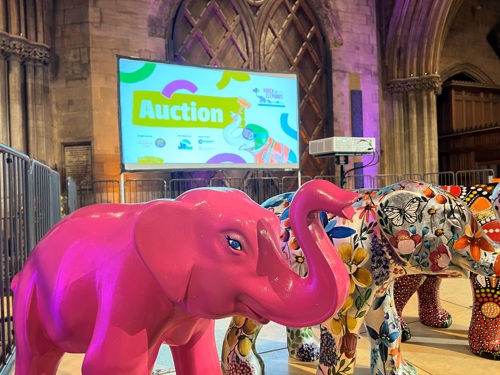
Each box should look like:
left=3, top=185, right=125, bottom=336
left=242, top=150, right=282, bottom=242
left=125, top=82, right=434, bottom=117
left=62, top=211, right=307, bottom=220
left=382, top=74, right=442, bottom=180
left=0, top=31, right=51, bottom=159
left=8, top=52, right=25, bottom=152
left=0, top=54, right=8, bottom=144
left=25, top=59, right=36, bottom=156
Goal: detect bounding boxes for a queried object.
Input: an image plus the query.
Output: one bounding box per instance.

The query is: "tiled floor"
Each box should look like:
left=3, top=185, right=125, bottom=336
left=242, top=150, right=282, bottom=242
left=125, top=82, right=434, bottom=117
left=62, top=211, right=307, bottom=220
left=17, top=278, right=500, bottom=374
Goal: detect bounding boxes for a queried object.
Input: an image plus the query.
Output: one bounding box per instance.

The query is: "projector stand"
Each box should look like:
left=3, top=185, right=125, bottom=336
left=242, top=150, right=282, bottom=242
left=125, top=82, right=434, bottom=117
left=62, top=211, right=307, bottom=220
left=335, top=155, right=348, bottom=189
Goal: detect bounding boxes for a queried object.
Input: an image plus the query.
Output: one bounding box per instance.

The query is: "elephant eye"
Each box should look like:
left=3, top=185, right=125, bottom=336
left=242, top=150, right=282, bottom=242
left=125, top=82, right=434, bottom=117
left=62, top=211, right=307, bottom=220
left=226, top=236, right=242, bottom=251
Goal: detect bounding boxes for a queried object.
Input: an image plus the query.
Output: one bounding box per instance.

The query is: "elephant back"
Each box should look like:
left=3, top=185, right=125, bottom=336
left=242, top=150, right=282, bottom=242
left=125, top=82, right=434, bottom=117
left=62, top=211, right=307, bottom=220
left=376, top=180, right=500, bottom=276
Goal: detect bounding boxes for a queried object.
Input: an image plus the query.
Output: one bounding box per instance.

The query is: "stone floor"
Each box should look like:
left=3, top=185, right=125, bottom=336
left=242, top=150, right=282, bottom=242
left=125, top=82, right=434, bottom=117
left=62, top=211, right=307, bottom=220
left=26, top=278, right=500, bottom=374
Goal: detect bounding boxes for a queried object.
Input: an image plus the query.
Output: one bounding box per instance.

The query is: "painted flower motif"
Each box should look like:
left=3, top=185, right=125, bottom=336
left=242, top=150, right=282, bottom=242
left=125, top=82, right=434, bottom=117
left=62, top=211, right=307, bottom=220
left=330, top=296, right=358, bottom=335
left=340, top=332, right=358, bottom=359
left=435, top=194, right=447, bottom=204
left=366, top=320, right=400, bottom=364
left=453, top=217, right=495, bottom=261
left=389, top=337, right=407, bottom=368
left=356, top=201, right=377, bottom=223
left=362, top=190, right=376, bottom=201
left=388, top=230, right=422, bottom=255
left=338, top=242, right=373, bottom=292
left=290, top=252, right=308, bottom=277
left=429, top=244, right=452, bottom=272
left=423, top=187, right=435, bottom=198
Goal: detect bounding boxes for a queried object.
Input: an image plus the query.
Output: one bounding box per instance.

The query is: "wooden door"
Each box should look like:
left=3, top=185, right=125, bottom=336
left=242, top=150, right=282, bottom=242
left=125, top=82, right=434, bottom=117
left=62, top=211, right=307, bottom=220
left=168, top=0, right=331, bottom=193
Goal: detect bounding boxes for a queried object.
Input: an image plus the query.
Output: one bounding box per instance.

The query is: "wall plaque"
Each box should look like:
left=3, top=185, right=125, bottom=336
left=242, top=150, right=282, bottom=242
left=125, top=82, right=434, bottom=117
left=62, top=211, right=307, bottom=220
left=64, top=144, right=92, bottom=189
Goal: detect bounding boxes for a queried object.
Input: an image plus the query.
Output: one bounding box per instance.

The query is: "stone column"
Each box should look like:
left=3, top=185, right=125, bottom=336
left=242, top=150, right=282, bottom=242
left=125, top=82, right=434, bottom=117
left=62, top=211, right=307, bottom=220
left=8, top=51, right=25, bottom=152
left=0, top=54, right=8, bottom=145
left=382, top=74, right=442, bottom=180
left=25, top=58, right=37, bottom=157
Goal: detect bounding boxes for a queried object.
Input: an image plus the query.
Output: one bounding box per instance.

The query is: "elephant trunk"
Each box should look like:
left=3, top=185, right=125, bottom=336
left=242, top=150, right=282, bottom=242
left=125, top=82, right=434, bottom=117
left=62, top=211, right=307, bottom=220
left=254, top=180, right=358, bottom=327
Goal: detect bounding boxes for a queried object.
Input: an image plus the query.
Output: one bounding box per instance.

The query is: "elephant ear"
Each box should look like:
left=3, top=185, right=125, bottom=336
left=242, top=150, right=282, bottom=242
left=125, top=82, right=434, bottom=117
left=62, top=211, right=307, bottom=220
left=134, top=200, right=194, bottom=304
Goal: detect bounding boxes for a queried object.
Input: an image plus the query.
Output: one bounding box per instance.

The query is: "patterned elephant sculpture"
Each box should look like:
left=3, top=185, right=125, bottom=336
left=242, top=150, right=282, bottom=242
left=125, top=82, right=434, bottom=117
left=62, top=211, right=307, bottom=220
left=222, top=180, right=500, bottom=375
left=394, top=183, right=500, bottom=360
left=12, top=180, right=358, bottom=375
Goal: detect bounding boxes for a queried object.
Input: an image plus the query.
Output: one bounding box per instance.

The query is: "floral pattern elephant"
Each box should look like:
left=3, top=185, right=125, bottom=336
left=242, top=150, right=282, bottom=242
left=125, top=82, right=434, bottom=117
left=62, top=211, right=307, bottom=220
left=394, top=183, right=500, bottom=360
left=221, top=180, right=500, bottom=375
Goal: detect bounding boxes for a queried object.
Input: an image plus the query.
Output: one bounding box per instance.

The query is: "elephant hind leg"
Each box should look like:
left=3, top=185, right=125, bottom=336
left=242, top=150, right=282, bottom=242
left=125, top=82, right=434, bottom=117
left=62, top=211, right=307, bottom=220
left=417, top=276, right=452, bottom=329
left=14, top=347, right=64, bottom=375
left=468, top=273, right=500, bottom=360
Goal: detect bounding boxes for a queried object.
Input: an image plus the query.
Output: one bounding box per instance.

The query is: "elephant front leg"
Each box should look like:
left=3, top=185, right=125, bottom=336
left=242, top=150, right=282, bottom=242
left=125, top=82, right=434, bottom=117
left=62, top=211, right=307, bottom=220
left=364, top=285, right=417, bottom=375
left=315, top=323, right=357, bottom=375
left=468, top=273, right=500, bottom=360
left=417, top=276, right=452, bottom=329
left=394, top=274, right=424, bottom=342
left=170, top=320, right=222, bottom=374
left=287, top=326, right=320, bottom=362
left=221, top=316, right=264, bottom=375
left=81, top=327, right=162, bottom=375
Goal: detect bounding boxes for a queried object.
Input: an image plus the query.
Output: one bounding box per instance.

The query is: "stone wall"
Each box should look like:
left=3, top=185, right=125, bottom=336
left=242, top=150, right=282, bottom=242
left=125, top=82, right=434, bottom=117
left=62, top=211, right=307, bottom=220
left=440, top=0, right=500, bottom=84
left=51, top=0, right=381, bottom=181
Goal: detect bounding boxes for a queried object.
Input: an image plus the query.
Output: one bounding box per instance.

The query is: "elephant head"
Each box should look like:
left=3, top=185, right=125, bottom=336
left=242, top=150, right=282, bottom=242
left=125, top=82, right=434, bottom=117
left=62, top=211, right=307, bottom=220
left=376, top=181, right=500, bottom=277
left=135, top=182, right=357, bottom=327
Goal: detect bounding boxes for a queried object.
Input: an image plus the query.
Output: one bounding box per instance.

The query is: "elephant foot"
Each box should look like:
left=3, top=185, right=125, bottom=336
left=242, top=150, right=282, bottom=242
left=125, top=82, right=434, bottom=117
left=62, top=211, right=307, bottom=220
left=401, top=322, right=412, bottom=342
left=468, top=274, right=500, bottom=360
left=419, top=309, right=452, bottom=328
left=417, top=277, right=452, bottom=329
left=287, top=327, right=320, bottom=362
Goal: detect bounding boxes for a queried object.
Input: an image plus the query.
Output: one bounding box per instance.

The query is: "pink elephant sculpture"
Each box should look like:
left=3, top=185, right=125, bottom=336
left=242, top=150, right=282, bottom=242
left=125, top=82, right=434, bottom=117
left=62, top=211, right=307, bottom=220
left=11, top=180, right=358, bottom=375
left=222, top=180, right=500, bottom=375
left=394, top=183, right=500, bottom=360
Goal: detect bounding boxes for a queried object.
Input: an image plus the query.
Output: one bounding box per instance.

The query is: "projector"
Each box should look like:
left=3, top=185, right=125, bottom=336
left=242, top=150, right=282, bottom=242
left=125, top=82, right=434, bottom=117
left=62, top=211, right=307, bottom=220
left=309, top=136, right=375, bottom=156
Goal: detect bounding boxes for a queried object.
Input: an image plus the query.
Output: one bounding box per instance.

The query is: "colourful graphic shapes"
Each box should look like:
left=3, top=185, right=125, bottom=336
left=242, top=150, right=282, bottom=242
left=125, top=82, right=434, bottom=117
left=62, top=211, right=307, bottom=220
left=138, top=156, right=164, bottom=164
left=162, top=80, right=198, bottom=99
left=216, top=71, right=251, bottom=90
left=120, top=62, right=156, bottom=83
left=206, top=153, right=247, bottom=164
left=281, top=113, right=297, bottom=140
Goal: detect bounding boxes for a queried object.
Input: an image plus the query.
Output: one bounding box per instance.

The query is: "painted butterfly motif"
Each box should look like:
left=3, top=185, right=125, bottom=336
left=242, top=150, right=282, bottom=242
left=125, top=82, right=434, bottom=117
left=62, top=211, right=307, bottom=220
left=382, top=197, right=420, bottom=226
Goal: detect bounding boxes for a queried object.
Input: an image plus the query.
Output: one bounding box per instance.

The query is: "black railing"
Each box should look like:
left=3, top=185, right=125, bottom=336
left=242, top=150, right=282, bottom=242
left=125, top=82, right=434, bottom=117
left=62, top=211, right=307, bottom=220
left=0, top=145, right=61, bottom=372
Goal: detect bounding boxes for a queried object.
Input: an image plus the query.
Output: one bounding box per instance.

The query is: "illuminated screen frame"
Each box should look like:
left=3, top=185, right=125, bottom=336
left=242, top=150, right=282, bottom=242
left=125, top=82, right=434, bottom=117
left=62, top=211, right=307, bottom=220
left=117, top=55, right=301, bottom=172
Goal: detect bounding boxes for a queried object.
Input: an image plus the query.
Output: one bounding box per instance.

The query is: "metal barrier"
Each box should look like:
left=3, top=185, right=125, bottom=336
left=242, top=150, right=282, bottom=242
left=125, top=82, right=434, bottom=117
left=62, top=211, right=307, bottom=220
left=281, top=175, right=312, bottom=193
left=77, top=180, right=120, bottom=207
left=243, top=176, right=280, bottom=203
left=209, top=176, right=245, bottom=190
left=169, top=178, right=208, bottom=199
left=64, top=169, right=500, bottom=208
left=67, top=177, right=78, bottom=214
left=0, top=144, right=61, bottom=371
left=455, top=169, right=494, bottom=186
left=422, top=171, right=455, bottom=186
left=124, top=178, right=168, bottom=203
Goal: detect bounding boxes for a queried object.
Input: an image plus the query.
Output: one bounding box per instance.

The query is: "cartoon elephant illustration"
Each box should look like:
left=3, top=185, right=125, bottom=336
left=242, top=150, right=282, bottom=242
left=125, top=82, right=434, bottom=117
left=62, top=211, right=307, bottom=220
left=222, top=112, right=297, bottom=164
left=394, top=183, right=500, bottom=360
left=12, top=180, right=357, bottom=375
left=222, top=180, right=500, bottom=375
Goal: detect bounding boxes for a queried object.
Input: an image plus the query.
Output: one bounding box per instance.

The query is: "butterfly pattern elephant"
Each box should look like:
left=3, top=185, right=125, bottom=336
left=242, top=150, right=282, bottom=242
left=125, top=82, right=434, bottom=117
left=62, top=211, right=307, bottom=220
left=221, top=180, right=500, bottom=375
left=394, top=183, right=500, bottom=360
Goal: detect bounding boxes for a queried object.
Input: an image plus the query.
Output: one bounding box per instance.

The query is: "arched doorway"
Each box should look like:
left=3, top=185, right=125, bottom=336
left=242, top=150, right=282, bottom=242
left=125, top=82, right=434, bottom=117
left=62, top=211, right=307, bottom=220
left=167, top=0, right=332, bottom=192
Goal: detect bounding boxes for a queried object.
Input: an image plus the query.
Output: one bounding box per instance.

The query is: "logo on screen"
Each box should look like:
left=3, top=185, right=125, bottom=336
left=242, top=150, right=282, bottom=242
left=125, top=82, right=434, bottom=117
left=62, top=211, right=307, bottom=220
left=178, top=139, right=193, bottom=150
left=253, top=88, right=285, bottom=107
left=155, top=138, right=166, bottom=148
